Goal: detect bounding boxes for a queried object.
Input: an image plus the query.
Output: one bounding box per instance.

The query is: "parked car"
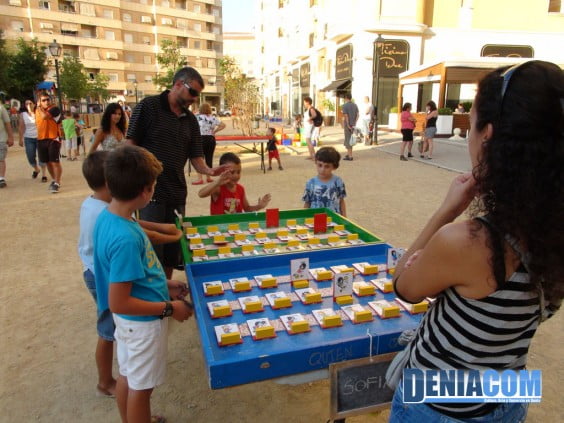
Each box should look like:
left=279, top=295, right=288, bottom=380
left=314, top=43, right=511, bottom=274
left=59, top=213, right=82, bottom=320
left=219, top=109, right=232, bottom=117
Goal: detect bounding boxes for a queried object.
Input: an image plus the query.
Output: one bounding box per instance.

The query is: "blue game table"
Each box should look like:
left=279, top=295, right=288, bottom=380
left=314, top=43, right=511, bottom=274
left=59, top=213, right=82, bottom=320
left=184, top=243, right=422, bottom=389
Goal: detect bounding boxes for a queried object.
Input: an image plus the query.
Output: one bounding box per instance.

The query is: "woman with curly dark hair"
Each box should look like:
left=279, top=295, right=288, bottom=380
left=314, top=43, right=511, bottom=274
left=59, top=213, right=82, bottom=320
left=389, top=61, right=563, bottom=422
left=89, top=103, right=127, bottom=153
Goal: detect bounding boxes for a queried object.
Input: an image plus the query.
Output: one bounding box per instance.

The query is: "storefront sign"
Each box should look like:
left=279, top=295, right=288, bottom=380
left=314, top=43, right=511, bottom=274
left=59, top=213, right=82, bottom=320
left=300, top=63, right=310, bottom=88
left=335, top=44, right=353, bottom=80
left=481, top=45, right=534, bottom=58
left=373, top=40, right=409, bottom=77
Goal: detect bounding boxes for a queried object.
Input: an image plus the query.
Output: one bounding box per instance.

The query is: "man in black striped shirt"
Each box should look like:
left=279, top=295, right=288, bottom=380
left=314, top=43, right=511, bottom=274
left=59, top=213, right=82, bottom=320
left=127, top=67, right=228, bottom=278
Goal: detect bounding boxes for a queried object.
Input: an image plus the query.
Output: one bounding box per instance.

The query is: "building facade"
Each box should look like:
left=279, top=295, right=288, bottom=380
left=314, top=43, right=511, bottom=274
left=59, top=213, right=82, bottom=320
left=0, top=0, right=223, bottom=107
left=254, top=0, right=564, bottom=125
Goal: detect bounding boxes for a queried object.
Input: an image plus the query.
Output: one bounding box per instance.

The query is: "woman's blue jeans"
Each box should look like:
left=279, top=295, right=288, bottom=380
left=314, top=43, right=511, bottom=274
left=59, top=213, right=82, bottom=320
left=24, top=137, right=45, bottom=168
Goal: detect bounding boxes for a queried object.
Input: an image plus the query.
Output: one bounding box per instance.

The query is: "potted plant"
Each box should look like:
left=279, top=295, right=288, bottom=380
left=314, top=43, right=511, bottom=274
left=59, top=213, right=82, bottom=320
left=321, top=98, right=335, bottom=126
left=437, top=107, right=453, bottom=135
left=388, top=106, right=399, bottom=130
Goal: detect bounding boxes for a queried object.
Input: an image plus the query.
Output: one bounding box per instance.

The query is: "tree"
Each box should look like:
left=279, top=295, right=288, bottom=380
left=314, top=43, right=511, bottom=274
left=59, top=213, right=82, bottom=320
left=0, top=30, right=10, bottom=98
left=6, top=37, right=48, bottom=100
left=219, top=56, right=260, bottom=135
left=87, top=73, right=111, bottom=104
left=59, top=56, right=89, bottom=102
left=153, top=39, right=187, bottom=89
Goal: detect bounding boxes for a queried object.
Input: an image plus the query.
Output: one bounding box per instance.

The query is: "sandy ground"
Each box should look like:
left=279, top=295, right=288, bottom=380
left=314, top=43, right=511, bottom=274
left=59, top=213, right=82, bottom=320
left=0, top=126, right=562, bottom=423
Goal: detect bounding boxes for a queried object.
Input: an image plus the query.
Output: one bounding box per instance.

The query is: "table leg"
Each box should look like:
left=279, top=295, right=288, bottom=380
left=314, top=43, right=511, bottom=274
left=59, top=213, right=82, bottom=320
left=261, top=142, right=265, bottom=173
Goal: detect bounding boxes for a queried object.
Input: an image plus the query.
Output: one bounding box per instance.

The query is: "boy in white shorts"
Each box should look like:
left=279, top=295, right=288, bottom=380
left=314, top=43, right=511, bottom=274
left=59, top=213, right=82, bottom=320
left=93, top=145, right=193, bottom=423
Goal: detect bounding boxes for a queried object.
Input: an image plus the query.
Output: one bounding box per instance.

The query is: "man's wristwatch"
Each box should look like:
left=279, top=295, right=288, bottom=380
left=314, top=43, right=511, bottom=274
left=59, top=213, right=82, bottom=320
left=160, top=301, right=173, bottom=319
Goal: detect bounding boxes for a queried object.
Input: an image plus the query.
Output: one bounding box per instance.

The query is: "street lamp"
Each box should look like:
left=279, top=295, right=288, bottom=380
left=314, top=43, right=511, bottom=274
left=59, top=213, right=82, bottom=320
left=286, top=72, right=292, bottom=125
left=48, top=39, right=63, bottom=110
left=372, top=34, right=385, bottom=145
left=133, top=79, right=138, bottom=104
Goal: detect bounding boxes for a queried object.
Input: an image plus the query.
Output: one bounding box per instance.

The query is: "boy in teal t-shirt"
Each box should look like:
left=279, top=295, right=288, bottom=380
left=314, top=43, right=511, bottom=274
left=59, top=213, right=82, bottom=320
left=93, top=145, right=193, bottom=422
left=62, top=111, right=77, bottom=161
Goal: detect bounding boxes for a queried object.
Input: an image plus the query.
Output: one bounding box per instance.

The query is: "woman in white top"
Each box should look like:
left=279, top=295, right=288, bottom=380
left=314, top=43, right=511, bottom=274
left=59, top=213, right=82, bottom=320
left=192, top=103, right=225, bottom=185
left=18, top=100, right=47, bottom=182
left=89, top=103, right=126, bottom=153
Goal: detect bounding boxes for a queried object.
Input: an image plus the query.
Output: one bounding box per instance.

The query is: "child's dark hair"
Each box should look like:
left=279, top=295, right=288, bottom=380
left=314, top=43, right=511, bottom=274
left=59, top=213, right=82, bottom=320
left=267, top=127, right=276, bottom=136
left=73, top=112, right=80, bottom=119
left=104, top=145, right=163, bottom=201
left=64, top=110, right=72, bottom=117
left=219, top=152, right=241, bottom=166
left=82, top=150, right=109, bottom=190
left=315, top=146, right=340, bottom=169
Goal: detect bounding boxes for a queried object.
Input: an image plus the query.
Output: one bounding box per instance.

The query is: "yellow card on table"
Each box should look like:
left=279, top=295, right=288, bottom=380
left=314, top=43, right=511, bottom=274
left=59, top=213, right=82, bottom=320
left=248, top=222, right=260, bottom=229
left=297, top=228, right=308, bottom=235
left=333, top=224, right=345, bottom=232
left=218, top=246, right=231, bottom=255
left=244, top=301, right=263, bottom=312
left=213, top=305, right=232, bottom=317
left=234, top=233, right=246, bottom=241
left=354, top=310, right=373, bottom=323
left=193, top=249, right=206, bottom=257
left=234, top=280, right=251, bottom=292
left=242, top=244, right=255, bottom=252
left=327, top=235, right=340, bottom=244
left=255, top=232, right=268, bottom=239
left=293, top=279, right=309, bottom=289
left=304, top=291, right=321, bottom=303
left=185, top=227, right=198, bottom=235
left=286, top=219, right=297, bottom=226
left=205, top=284, right=223, bottom=295
left=277, top=229, right=289, bottom=237
left=308, top=238, right=321, bottom=245
left=228, top=224, right=240, bottom=231
left=255, top=326, right=275, bottom=339
left=264, top=242, right=277, bottom=250
left=220, top=332, right=241, bottom=345
left=323, top=314, right=342, bottom=328
left=291, top=321, right=310, bottom=333
left=207, top=225, right=219, bottom=233
left=213, top=235, right=226, bottom=243
left=287, top=239, right=300, bottom=248
left=305, top=217, right=314, bottom=225
left=273, top=297, right=291, bottom=308
left=347, top=233, right=359, bottom=241
left=190, top=237, right=203, bottom=245
left=335, top=295, right=353, bottom=305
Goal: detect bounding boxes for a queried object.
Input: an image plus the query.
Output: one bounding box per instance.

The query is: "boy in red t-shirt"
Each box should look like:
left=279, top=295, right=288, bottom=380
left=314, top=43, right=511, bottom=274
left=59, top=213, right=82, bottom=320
left=198, top=152, right=271, bottom=215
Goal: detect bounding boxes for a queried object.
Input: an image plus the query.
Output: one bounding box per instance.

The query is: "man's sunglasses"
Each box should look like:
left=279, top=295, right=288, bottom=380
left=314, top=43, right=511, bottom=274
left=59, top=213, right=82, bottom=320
left=183, top=82, right=200, bottom=97
left=41, top=98, right=50, bottom=102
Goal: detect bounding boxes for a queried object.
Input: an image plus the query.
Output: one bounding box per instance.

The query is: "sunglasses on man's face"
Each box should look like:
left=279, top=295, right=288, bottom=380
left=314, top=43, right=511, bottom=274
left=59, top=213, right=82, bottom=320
left=183, top=82, right=200, bottom=97
left=41, top=98, right=50, bottom=102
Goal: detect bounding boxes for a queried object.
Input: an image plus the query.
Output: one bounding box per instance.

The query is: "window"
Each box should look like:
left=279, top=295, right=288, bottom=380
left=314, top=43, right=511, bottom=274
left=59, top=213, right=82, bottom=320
left=105, top=31, right=115, bottom=41
left=59, top=1, right=75, bottom=13
left=141, top=16, right=152, bottom=24
left=11, top=21, right=24, bottom=32
left=140, top=0, right=147, bottom=4
left=106, top=52, right=118, bottom=60
left=206, top=22, right=212, bottom=32
left=9, top=0, right=22, bottom=6
left=177, top=19, right=188, bottom=29
left=162, top=0, right=170, bottom=6
left=193, top=4, right=201, bottom=13
left=176, top=0, right=187, bottom=9
left=108, top=73, right=118, bottom=82
left=39, top=1, right=50, bottom=10
left=178, top=36, right=188, bottom=47
left=124, top=33, right=133, bottom=43
left=125, top=54, right=135, bottom=63
left=123, top=13, right=132, bottom=23
left=310, top=0, right=318, bottom=6
left=193, top=40, right=201, bottom=49
left=127, top=74, right=136, bottom=82
left=213, top=26, right=220, bottom=35
left=206, top=4, right=212, bottom=14
left=80, top=3, right=96, bottom=17
left=144, top=75, right=152, bottom=82
left=309, top=33, right=314, bottom=48
left=40, top=22, right=53, bottom=29
left=212, top=8, right=219, bottom=17
left=61, top=23, right=78, bottom=35
left=193, top=23, right=202, bottom=32
left=195, top=57, right=202, bottom=67
left=208, top=59, right=216, bottom=69
left=161, top=17, right=173, bottom=25
left=207, top=40, right=213, bottom=50
left=143, top=55, right=151, bottom=64
left=278, top=28, right=284, bottom=37
left=143, top=36, right=151, bottom=45
left=83, top=48, right=100, bottom=60
left=103, top=9, right=113, bottom=19
left=548, top=0, right=563, bottom=12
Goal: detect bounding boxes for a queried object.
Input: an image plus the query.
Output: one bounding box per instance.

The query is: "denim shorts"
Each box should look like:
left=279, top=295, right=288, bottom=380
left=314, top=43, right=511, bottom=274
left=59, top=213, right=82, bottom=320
left=390, top=383, right=528, bottom=423
left=425, top=127, right=437, bottom=138
left=83, top=269, right=115, bottom=341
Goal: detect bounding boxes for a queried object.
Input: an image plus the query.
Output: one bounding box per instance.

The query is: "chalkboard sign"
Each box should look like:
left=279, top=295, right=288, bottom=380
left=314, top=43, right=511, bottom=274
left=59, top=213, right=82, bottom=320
left=329, top=352, right=397, bottom=420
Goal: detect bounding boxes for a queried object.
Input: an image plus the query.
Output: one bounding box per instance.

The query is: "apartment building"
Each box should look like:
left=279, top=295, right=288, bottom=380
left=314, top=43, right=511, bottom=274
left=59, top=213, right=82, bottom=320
left=0, top=0, right=223, bottom=107
left=254, top=0, right=564, bottom=125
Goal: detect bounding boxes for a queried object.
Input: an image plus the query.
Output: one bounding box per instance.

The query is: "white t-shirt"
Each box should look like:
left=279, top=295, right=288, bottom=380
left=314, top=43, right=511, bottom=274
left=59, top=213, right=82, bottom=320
left=21, top=112, right=38, bottom=138
left=197, top=113, right=221, bottom=136
left=78, top=196, right=109, bottom=272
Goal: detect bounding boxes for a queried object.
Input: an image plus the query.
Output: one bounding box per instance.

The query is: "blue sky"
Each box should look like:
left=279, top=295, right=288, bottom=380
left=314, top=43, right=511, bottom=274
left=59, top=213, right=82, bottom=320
left=223, top=0, right=255, bottom=32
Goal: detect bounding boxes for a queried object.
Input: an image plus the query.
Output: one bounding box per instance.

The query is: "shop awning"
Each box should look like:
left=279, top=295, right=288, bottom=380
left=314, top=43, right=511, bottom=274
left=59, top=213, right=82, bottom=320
left=320, top=79, right=351, bottom=92
left=36, top=81, right=55, bottom=90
